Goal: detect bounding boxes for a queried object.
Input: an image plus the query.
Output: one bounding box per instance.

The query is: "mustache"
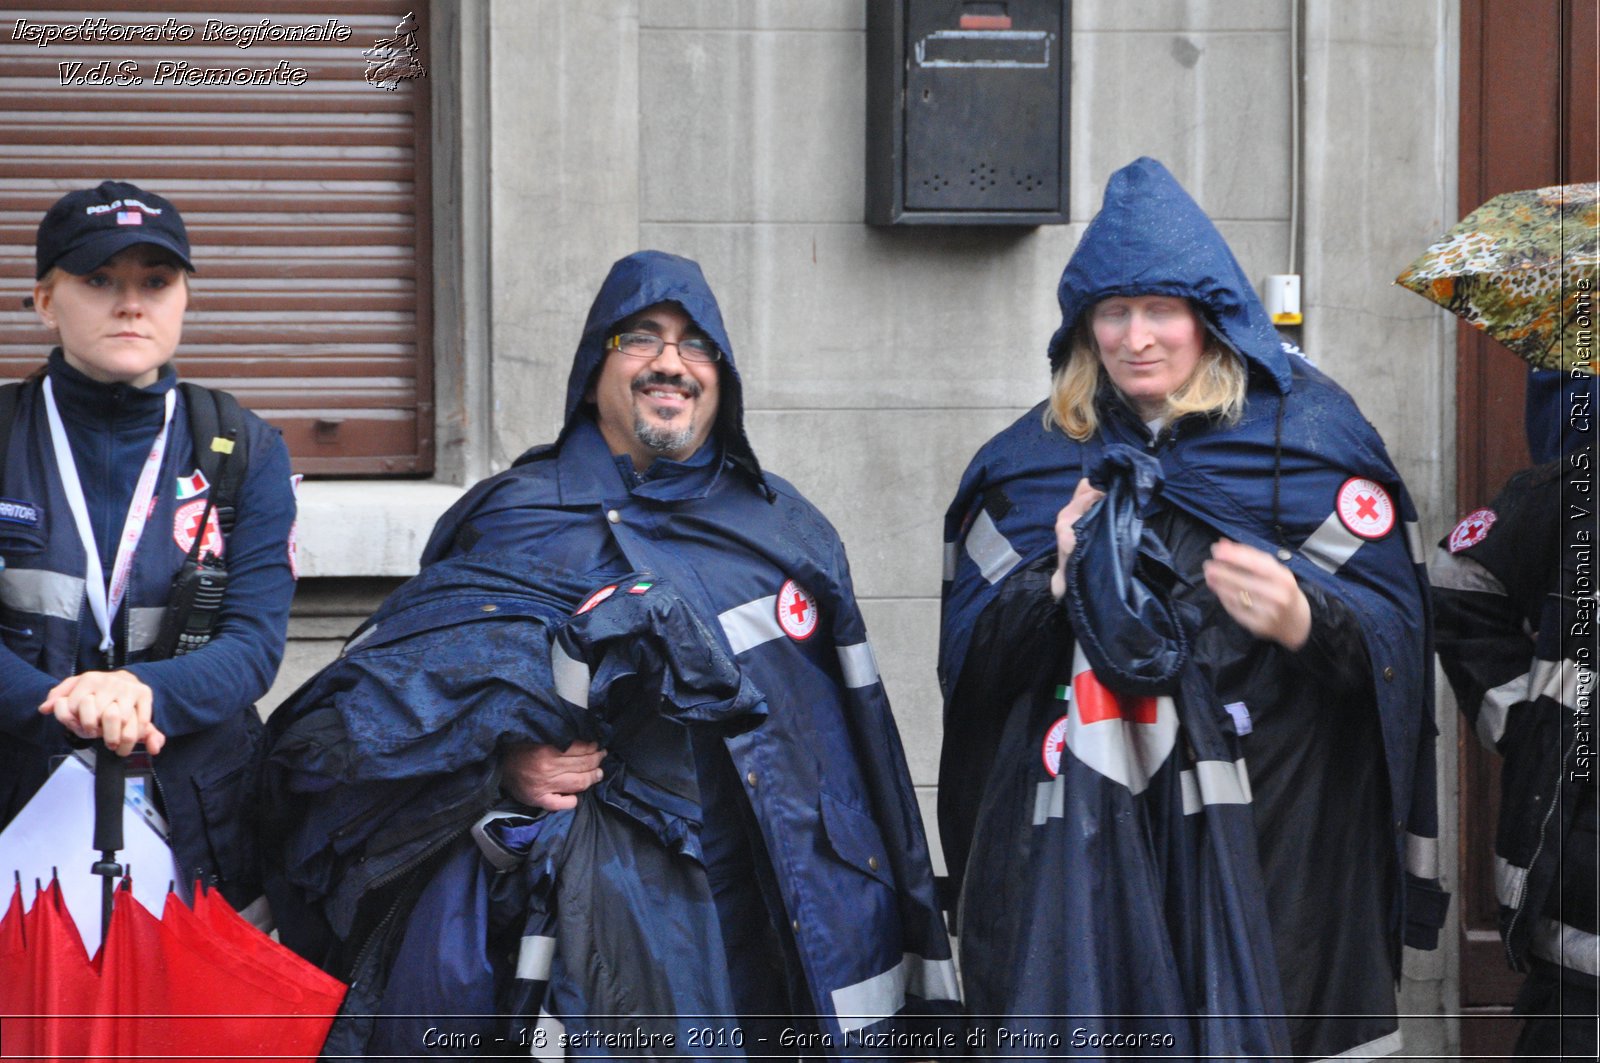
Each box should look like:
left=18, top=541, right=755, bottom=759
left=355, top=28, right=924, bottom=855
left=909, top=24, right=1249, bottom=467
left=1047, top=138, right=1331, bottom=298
left=632, top=371, right=703, bottom=398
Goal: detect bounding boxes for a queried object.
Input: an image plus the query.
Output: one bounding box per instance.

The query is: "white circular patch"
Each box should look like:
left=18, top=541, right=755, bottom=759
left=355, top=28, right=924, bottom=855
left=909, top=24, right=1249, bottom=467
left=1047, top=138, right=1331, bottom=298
left=172, top=499, right=223, bottom=557
left=776, top=579, right=819, bottom=641
left=575, top=584, right=618, bottom=615
left=1041, top=715, right=1070, bottom=777
left=1448, top=508, right=1497, bottom=554
left=1336, top=477, right=1396, bottom=540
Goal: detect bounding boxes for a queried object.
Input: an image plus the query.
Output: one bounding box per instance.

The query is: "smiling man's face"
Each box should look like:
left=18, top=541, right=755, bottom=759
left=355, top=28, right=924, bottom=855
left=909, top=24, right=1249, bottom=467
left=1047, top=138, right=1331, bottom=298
left=588, top=301, right=721, bottom=470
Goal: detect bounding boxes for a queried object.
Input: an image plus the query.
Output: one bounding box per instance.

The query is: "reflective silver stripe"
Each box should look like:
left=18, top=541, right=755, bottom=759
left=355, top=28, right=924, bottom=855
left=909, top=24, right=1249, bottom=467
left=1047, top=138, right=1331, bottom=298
left=516, top=934, right=556, bottom=982
left=343, top=623, right=379, bottom=655
left=902, top=953, right=960, bottom=1002
left=551, top=642, right=590, bottom=708
left=127, top=606, right=164, bottom=654
left=1429, top=548, right=1508, bottom=596
left=236, top=894, right=273, bottom=932
left=965, top=510, right=1021, bottom=585
left=1403, top=520, right=1424, bottom=565
left=837, top=641, right=879, bottom=689
left=1405, top=832, right=1440, bottom=880
left=942, top=541, right=958, bottom=582
left=1478, top=657, right=1586, bottom=749
left=1179, top=759, right=1252, bottom=815
left=1533, top=655, right=1588, bottom=712
left=718, top=595, right=781, bottom=655
left=1312, top=1028, right=1402, bottom=1061
left=1477, top=668, right=1529, bottom=747
left=830, top=952, right=957, bottom=1033
left=0, top=568, right=84, bottom=620
left=1494, top=855, right=1528, bottom=909
left=1031, top=775, right=1064, bottom=825
left=1300, top=511, right=1364, bottom=574
left=1529, top=917, right=1600, bottom=976
left=532, top=1010, right=565, bottom=1062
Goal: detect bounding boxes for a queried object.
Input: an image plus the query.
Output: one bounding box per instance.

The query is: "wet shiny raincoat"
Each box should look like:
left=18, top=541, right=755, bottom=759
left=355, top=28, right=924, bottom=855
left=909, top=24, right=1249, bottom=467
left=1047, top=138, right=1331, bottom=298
left=938, top=158, right=1448, bottom=1059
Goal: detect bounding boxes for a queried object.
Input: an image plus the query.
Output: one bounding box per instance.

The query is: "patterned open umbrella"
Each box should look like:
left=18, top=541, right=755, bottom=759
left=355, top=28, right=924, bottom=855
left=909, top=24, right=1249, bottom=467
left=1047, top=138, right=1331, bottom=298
left=1396, top=182, right=1598, bottom=373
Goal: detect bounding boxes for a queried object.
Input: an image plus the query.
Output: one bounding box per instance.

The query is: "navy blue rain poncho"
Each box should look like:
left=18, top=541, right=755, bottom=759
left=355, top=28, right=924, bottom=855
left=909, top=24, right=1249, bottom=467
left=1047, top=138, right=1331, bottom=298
left=938, top=158, right=1447, bottom=1059
left=412, top=251, right=960, bottom=1056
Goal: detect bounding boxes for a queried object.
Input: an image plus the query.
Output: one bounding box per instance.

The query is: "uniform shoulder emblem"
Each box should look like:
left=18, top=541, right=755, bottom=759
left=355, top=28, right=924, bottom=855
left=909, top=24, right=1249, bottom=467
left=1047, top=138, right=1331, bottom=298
left=1447, top=508, right=1497, bottom=554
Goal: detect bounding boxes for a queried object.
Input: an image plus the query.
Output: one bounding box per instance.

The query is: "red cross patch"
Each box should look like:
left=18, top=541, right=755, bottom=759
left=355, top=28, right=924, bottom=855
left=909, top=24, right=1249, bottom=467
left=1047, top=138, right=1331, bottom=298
left=172, top=499, right=223, bottom=558
left=1041, top=715, right=1070, bottom=777
left=776, top=579, right=819, bottom=641
left=1447, top=508, right=1497, bottom=554
left=1335, top=477, right=1396, bottom=540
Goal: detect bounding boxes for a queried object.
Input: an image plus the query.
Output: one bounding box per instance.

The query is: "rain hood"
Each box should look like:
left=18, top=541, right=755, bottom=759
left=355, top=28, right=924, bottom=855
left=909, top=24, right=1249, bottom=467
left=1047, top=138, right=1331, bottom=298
left=1048, top=156, right=1293, bottom=392
left=561, top=250, right=765, bottom=488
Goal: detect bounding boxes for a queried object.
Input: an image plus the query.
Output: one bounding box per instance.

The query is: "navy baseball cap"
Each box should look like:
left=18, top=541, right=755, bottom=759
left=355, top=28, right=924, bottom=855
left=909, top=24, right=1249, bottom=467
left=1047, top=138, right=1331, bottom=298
left=35, top=181, right=194, bottom=279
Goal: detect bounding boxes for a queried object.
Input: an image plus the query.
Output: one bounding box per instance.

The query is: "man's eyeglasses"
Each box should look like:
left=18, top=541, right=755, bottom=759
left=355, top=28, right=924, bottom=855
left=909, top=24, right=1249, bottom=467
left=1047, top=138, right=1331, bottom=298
left=607, top=331, right=721, bottom=363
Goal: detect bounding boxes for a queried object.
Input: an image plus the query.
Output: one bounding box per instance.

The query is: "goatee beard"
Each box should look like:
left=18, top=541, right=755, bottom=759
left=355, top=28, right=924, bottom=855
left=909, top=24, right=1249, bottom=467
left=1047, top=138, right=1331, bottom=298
left=634, top=414, right=697, bottom=456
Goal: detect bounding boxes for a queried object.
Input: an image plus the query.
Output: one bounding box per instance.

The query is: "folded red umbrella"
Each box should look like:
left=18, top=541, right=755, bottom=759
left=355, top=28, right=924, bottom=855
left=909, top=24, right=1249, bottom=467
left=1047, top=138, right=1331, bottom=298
left=6, top=875, right=99, bottom=1060
left=76, top=881, right=345, bottom=1062
left=0, top=876, right=29, bottom=1050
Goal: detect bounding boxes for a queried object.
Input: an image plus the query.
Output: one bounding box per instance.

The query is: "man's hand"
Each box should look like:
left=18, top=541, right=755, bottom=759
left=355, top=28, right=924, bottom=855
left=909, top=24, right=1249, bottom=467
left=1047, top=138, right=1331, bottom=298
left=1050, top=478, right=1107, bottom=599
left=1203, top=538, right=1312, bottom=650
left=38, top=670, right=165, bottom=757
left=501, top=740, right=606, bottom=811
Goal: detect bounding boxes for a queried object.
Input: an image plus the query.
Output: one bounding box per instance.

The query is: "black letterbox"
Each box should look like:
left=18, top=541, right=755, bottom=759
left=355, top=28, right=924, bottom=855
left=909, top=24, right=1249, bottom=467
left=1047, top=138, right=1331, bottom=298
left=867, top=0, right=1071, bottom=226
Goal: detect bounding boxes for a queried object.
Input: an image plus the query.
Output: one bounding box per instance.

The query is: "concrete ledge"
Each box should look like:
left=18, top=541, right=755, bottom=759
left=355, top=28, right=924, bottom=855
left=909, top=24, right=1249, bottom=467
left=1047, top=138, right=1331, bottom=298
left=295, top=481, right=467, bottom=578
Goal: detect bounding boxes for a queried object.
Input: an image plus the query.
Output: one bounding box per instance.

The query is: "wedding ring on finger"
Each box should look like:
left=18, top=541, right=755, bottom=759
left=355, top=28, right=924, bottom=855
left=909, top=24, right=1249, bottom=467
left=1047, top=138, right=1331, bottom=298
left=1238, top=589, right=1254, bottom=610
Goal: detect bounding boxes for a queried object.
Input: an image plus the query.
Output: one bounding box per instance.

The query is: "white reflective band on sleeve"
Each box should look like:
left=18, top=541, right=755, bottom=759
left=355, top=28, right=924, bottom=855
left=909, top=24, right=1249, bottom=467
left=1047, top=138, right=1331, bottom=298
left=1300, top=511, right=1364, bottom=574
left=837, top=641, right=880, bottom=689
left=1403, top=521, right=1424, bottom=565
left=1529, top=917, right=1600, bottom=976
left=965, top=510, right=1022, bottom=585
left=236, top=894, right=273, bottom=932
left=1032, top=775, right=1065, bottom=825
left=718, top=595, right=782, bottom=655
left=1430, top=549, right=1509, bottom=596
left=1477, top=669, right=1528, bottom=748
left=127, top=606, right=165, bottom=654
left=0, top=568, right=85, bottom=620
left=1532, top=655, right=1589, bottom=713
left=1494, top=855, right=1529, bottom=909
left=830, top=953, right=959, bottom=1033
left=904, top=953, right=960, bottom=1002
left=516, top=934, right=557, bottom=982
left=551, top=642, right=591, bottom=708
left=1179, top=759, right=1253, bottom=815
left=343, top=623, right=379, bottom=655
left=942, top=541, right=958, bottom=582
left=532, top=1011, right=565, bottom=1061
left=1405, top=832, right=1440, bottom=880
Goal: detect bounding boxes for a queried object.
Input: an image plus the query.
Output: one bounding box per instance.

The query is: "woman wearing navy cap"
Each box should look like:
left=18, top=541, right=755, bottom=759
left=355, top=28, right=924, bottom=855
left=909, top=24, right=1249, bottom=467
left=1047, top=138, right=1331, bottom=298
left=0, top=181, right=296, bottom=908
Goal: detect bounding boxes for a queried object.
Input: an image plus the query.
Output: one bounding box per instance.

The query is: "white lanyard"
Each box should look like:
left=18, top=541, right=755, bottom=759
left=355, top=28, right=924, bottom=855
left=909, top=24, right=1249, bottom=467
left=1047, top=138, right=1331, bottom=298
left=42, top=376, right=176, bottom=658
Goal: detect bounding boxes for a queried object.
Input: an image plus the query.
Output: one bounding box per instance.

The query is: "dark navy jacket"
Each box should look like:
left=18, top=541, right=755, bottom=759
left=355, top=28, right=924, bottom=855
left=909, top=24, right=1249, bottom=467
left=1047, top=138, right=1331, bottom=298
left=421, top=251, right=958, bottom=1047
left=264, top=551, right=772, bottom=1056
left=0, top=350, right=295, bottom=901
left=939, top=160, right=1447, bottom=1053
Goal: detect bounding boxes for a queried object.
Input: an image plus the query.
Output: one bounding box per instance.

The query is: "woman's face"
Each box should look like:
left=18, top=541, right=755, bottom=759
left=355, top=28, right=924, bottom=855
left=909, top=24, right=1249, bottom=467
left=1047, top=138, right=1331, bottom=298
left=33, top=245, right=187, bottom=389
left=1089, top=294, right=1205, bottom=421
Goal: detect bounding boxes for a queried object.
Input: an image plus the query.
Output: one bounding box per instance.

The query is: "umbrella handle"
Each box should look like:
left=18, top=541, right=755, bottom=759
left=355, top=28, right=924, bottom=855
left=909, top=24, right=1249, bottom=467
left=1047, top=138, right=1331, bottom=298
left=92, top=746, right=127, bottom=940
left=92, top=745, right=126, bottom=856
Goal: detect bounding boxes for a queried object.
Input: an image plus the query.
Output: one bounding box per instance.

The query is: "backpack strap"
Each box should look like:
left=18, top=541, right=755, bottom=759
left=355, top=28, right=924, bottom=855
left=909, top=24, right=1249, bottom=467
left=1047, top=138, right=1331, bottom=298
left=0, top=381, right=19, bottom=458
left=178, top=382, right=250, bottom=540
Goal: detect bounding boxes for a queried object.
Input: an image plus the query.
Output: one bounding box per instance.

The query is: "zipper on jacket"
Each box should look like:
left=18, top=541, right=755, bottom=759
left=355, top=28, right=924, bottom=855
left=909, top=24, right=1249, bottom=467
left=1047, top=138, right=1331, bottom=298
left=1502, top=728, right=1580, bottom=969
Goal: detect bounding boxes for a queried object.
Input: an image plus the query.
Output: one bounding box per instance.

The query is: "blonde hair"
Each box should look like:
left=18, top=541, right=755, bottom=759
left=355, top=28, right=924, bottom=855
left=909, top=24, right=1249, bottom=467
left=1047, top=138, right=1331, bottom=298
left=1044, top=320, right=1248, bottom=441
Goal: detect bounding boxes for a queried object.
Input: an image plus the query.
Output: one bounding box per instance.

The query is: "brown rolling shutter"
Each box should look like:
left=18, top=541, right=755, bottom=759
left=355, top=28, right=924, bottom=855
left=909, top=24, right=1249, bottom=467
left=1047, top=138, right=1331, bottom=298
left=0, top=0, right=432, bottom=474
